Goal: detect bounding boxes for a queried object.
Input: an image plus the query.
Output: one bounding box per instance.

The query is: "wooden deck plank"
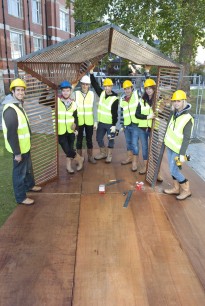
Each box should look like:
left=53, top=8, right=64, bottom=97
left=73, top=192, right=205, bottom=305
left=0, top=194, right=80, bottom=306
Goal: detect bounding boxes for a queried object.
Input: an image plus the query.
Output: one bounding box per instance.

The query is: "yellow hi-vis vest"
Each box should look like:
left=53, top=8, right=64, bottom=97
left=120, top=91, right=139, bottom=126
left=75, top=90, right=94, bottom=126
left=164, top=113, right=194, bottom=153
left=58, top=98, right=77, bottom=135
left=2, top=103, right=31, bottom=154
left=98, top=91, right=118, bottom=124
left=137, top=99, right=153, bottom=128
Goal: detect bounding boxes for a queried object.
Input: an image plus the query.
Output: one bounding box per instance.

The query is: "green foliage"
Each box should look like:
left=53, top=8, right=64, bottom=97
left=0, top=132, right=16, bottom=227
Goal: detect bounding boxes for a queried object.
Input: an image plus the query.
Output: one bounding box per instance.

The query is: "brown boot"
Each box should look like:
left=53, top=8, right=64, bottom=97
left=176, top=181, right=191, bottom=200
left=139, top=160, right=147, bottom=174
left=77, top=149, right=82, bottom=156
left=94, top=147, right=107, bottom=160
left=164, top=180, right=180, bottom=195
left=105, top=148, right=112, bottom=163
left=121, top=150, right=133, bottom=165
left=132, top=155, right=138, bottom=172
left=87, top=149, right=96, bottom=164
left=66, top=157, right=74, bottom=174
left=74, top=153, right=84, bottom=171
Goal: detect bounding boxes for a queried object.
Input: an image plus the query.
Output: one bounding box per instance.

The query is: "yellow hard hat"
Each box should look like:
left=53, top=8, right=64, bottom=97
left=103, top=78, right=113, bottom=86
left=144, top=78, right=156, bottom=88
left=123, top=80, right=133, bottom=89
left=10, top=78, right=26, bottom=91
left=171, top=90, right=187, bottom=101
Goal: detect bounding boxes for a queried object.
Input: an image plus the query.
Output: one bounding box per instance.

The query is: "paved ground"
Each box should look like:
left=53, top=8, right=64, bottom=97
left=187, top=141, right=205, bottom=181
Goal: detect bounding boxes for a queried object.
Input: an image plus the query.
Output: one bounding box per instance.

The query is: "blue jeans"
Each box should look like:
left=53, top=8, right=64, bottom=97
left=166, top=147, right=186, bottom=182
left=124, top=124, right=140, bottom=155
left=138, top=128, right=150, bottom=160
left=13, top=151, right=35, bottom=203
left=96, top=122, right=114, bottom=148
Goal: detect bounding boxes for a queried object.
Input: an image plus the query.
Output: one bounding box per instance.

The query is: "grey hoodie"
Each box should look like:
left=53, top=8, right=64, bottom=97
left=2, top=95, right=29, bottom=155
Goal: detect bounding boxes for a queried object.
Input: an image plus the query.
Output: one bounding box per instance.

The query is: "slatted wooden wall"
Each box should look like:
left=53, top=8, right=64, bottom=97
left=146, top=67, right=183, bottom=187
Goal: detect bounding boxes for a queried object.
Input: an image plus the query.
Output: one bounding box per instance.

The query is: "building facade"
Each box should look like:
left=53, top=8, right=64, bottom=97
left=0, top=0, right=75, bottom=93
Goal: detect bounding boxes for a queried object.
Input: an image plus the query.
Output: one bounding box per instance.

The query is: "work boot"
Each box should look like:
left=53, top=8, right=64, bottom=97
left=176, top=181, right=191, bottom=200
left=19, top=197, right=34, bottom=205
left=66, top=157, right=74, bottom=174
left=87, top=149, right=96, bottom=164
left=105, top=148, right=113, bottom=163
left=139, top=160, right=147, bottom=174
left=164, top=180, right=180, bottom=195
left=94, top=147, right=107, bottom=160
left=77, top=149, right=82, bottom=156
left=74, top=153, right=84, bottom=171
left=121, top=150, right=133, bottom=165
left=132, top=155, right=138, bottom=172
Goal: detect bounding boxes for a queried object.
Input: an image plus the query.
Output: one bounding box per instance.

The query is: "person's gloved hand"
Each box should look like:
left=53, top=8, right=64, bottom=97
left=179, top=155, right=186, bottom=163
left=71, top=123, right=76, bottom=131
left=93, top=122, right=98, bottom=130
left=110, top=126, right=116, bottom=133
left=147, top=113, right=155, bottom=120
left=74, top=130, right=78, bottom=136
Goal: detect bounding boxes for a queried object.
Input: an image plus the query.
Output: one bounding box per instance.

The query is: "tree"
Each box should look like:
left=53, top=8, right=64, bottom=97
left=66, top=0, right=205, bottom=90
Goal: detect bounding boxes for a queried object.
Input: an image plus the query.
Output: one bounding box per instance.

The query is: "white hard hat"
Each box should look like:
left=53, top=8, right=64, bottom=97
left=80, top=75, right=91, bottom=84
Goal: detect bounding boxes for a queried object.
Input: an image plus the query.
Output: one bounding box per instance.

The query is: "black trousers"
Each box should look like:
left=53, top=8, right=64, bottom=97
left=58, top=132, right=76, bottom=158
left=76, top=124, right=94, bottom=149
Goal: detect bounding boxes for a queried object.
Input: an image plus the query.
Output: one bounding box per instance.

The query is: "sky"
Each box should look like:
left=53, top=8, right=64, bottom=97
left=195, top=46, right=205, bottom=64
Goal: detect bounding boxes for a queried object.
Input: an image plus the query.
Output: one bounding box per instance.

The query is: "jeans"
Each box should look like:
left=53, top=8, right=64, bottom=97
left=124, top=123, right=140, bottom=155
left=138, top=128, right=150, bottom=160
left=58, top=132, right=76, bottom=158
left=166, top=147, right=186, bottom=182
left=76, top=124, right=94, bottom=149
left=96, top=122, right=114, bottom=148
left=13, top=151, right=35, bottom=203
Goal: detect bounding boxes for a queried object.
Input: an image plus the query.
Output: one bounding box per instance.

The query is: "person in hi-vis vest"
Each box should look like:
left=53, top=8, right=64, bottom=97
left=90, top=67, right=119, bottom=163
left=163, top=90, right=194, bottom=200
left=2, top=78, right=42, bottom=205
left=73, top=75, right=96, bottom=164
left=58, top=81, right=84, bottom=173
left=135, top=78, right=163, bottom=181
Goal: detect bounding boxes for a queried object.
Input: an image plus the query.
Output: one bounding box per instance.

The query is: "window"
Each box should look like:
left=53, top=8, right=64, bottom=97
left=32, top=0, right=42, bottom=24
left=10, top=30, right=25, bottom=59
left=8, top=0, right=23, bottom=18
left=60, top=10, right=70, bottom=32
left=33, top=36, right=43, bottom=51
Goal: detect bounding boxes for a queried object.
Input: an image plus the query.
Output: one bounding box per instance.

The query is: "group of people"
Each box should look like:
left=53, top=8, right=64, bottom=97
left=2, top=71, right=194, bottom=205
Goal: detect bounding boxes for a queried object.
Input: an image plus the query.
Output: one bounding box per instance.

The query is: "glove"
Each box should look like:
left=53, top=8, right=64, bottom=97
left=110, top=126, right=116, bottom=133
left=179, top=155, right=186, bottom=163
left=147, top=114, right=155, bottom=120
left=74, top=130, right=78, bottom=136
left=71, top=123, right=76, bottom=131
left=93, top=122, right=98, bottom=130
left=90, top=65, right=95, bottom=74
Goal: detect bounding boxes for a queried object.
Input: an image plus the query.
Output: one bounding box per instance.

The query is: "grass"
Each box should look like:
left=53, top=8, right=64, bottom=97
left=0, top=131, right=16, bottom=227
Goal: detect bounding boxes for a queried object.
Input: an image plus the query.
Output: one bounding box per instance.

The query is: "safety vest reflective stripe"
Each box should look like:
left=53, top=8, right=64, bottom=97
left=98, top=91, right=117, bottom=124
left=2, top=103, right=31, bottom=154
left=75, top=90, right=94, bottom=126
left=164, top=113, right=194, bottom=153
left=137, top=100, right=153, bottom=128
left=120, top=91, right=139, bottom=125
left=58, top=98, right=76, bottom=135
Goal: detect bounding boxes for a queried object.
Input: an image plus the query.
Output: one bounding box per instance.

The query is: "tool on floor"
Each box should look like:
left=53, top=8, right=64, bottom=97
left=174, top=155, right=190, bottom=169
left=123, top=190, right=133, bottom=208
left=105, top=179, right=124, bottom=187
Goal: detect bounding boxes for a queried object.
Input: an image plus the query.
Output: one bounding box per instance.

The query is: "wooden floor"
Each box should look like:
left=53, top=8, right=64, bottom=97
left=0, top=134, right=205, bottom=305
